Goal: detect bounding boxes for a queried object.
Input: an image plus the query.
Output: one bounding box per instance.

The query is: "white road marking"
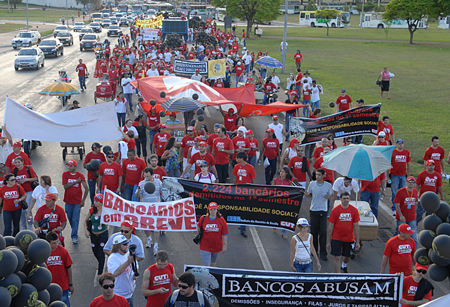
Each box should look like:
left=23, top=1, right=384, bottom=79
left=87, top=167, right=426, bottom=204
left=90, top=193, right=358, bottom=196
left=44, top=67, right=52, bottom=72
left=250, top=226, right=273, bottom=271
left=205, top=106, right=211, bottom=117
left=17, top=80, right=30, bottom=87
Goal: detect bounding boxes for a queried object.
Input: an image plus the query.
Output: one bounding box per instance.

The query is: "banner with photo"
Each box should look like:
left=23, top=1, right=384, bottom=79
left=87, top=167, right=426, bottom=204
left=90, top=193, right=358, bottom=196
left=161, top=178, right=303, bottom=232
left=174, top=59, right=226, bottom=79
left=143, top=28, right=159, bottom=40
left=290, top=104, right=381, bottom=146
left=185, top=266, right=402, bottom=307
left=101, top=189, right=197, bottom=231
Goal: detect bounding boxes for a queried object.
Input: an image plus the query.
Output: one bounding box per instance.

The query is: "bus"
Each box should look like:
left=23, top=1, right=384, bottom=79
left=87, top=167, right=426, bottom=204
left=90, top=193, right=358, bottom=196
left=361, top=14, right=428, bottom=29
left=215, top=8, right=226, bottom=21
left=157, top=3, right=174, bottom=12
left=299, top=11, right=350, bottom=27
left=132, top=4, right=142, bottom=15
left=118, top=4, right=128, bottom=14
left=438, top=16, right=450, bottom=29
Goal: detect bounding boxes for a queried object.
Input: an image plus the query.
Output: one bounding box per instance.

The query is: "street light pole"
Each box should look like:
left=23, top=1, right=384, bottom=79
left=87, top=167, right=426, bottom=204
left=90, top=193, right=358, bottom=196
left=281, top=0, right=288, bottom=73
left=26, top=0, right=29, bottom=30
left=66, top=0, right=69, bottom=27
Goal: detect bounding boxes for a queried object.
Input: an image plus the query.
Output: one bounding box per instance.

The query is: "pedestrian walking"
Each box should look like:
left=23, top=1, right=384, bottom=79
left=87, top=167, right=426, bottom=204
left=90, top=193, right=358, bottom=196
left=290, top=218, right=321, bottom=273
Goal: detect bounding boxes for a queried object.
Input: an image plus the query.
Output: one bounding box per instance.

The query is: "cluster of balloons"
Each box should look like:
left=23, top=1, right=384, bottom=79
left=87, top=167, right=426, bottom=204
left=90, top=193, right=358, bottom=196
left=0, top=230, right=67, bottom=307
left=414, top=191, right=450, bottom=282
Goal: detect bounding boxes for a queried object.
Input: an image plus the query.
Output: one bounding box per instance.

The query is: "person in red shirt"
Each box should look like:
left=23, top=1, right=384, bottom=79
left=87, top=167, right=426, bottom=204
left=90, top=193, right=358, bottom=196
left=390, top=139, right=411, bottom=213
left=313, top=149, right=335, bottom=184
left=373, top=131, right=390, bottom=145
left=62, top=160, right=88, bottom=244
left=312, top=138, right=328, bottom=164
left=97, top=151, right=124, bottom=194
left=219, top=104, right=243, bottom=131
left=416, top=160, right=444, bottom=201
left=108, top=64, right=119, bottom=96
left=394, top=176, right=418, bottom=247
left=213, top=78, right=224, bottom=88
left=142, top=250, right=178, bottom=307
left=34, top=192, right=67, bottom=244
left=246, top=130, right=259, bottom=168
left=198, top=202, right=228, bottom=266
left=76, top=58, right=88, bottom=91
left=327, top=192, right=360, bottom=273
left=212, top=127, right=234, bottom=183
left=335, top=89, right=353, bottom=112
left=295, top=68, right=303, bottom=95
left=263, top=78, right=277, bottom=105
left=182, top=142, right=217, bottom=178
left=45, top=231, right=74, bottom=306
left=138, top=106, right=160, bottom=154
left=5, top=141, right=32, bottom=172
left=423, top=136, right=445, bottom=175
left=293, top=49, right=302, bottom=69
left=288, top=146, right=311, bottom=188
left=232, top=127, right=250, bottom=165
left=360, top=172, right=385, bottom=218
left=84, top=142, right=106, bottom=205
left=260, top=128, right=280, bottom=185
left=234, top=61, right=245, bottom=86
left=148, top=154, right=167, bottom=181
left=400, top=264, right=434, bottom=307
left=122, top=149, right=146, bottom=201
left=207, top=124, right=221, bottom=153
left=180, top=126, right=196, bottom=177
left=152, top=124, right=171, bottom=166
left=12, top=156, right=37, bottom=230
left=0, top=174, right=26, bottom=236
left=381, top=224, right=416, bottom=276
left=233, top=152, right=256, bottom=185
left=377, top=116, right=395, bottom=144
left=273, top=167, right=293, bottom=187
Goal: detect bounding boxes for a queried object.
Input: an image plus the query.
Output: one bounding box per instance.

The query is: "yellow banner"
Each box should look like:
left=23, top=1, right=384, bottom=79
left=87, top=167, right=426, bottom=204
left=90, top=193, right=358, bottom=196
left=207, top=59, right=226, bottom=79
left=136, top=15, right=163, bottom=28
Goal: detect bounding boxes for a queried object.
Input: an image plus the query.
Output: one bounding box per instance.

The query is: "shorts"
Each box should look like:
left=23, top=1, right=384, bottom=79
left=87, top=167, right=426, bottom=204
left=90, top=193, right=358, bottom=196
left=330, top=239, right=352, bottom=257
left=381, top=80, right=390, bottom=91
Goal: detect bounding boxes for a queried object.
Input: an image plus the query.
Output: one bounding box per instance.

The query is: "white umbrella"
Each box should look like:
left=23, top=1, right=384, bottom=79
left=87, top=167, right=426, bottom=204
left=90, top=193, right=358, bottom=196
left=421, top=293, right=450, bottom=307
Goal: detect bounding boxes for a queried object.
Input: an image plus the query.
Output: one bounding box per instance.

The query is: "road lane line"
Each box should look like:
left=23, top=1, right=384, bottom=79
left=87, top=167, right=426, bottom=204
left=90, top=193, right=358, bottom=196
left=249, top=226, right=273, bottom=271
left=17, top=80, right=29, bottom=87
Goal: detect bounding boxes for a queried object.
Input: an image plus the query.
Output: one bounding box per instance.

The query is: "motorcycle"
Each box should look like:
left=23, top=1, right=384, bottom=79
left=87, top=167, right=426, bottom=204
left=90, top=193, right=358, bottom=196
left=22, top=104, right=42, bottom=157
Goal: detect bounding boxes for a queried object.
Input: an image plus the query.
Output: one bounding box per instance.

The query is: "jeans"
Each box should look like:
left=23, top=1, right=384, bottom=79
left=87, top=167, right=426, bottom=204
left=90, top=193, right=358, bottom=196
left=242, top=37, right=246, bottom=47
left=264, top=156, right=277, bottom=185
left=123, top=184, right=135, bottom=201
left=148, top=130, right=158, bottom=153
left=127, top=297, right=134, bottom=307
left=395, top=220, right=418, bottom=247
left=361, top=190, right=381, bottom=218
left=303, top=100, right=311, bottom=117
left=294, top=260, right=312, bottom=273
left=311, top=100, right=320, bottom=111
left=285, top=113, right=294, bottom=138
left=124, top=93, right=133, bottom=111
left=216, top=163, right=229, bottom=183
left=200, top=250, right=220, bottom=265
left=3, top=208, right=21, bottom=236
left=65, top=204, right=81, bottom=239
left=260, top=68, right=266, bottom=80
left=235, top=75, right=240, bottom=87
left=245, top=64, right=249, bottom=73
left=310, top=210, right=328, bottom=258
left=136, top=137, right=147, bottom=158
left=20, top=191, right=33, bottom=230
left=296, top=85, right=301, bottom=98
left=79, top=75, right=86, bottom=89
left=117, top=113, right=126, bottom=127
left=248, top=155, right=256, bottom=168
left=90, top=230, right=108, bottom=275
left=391, top=175, right=406, bottom=211
left=61, top=289, right=71, bottom=307
left=88, top=179, right=97, bottom=205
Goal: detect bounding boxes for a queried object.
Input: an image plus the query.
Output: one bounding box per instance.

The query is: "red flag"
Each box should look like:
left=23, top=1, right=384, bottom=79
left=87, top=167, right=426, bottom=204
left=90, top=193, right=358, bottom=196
left=93, top=59, right=101, bottom=79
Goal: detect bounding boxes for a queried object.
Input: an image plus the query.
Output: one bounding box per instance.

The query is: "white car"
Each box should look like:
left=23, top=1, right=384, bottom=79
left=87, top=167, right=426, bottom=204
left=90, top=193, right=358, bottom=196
left=73, top=22, right=85, bottom=31
left=14, top=47, right=45, bottom=70
left=12, top=31, right=39, bottom=49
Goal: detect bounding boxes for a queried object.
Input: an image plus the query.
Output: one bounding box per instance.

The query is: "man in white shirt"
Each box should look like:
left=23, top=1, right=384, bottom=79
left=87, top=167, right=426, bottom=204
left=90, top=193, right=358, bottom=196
left=270, top=71, right=281, bottom=89
left=301, top=71, right=313, bottom=89
left=0, top=127, right=13, bottom=165
left=310, top=80, right=323, bottom=112
left=121, top=72, right=134, bottom=112
left=164, top=50, right=172, bottom=63
left=128, top=52, right=136, bottom=68
left=332, top=176, right=360, bottom=203
left=191, top=69, right=202, bottom=81
left=267, top=115, right=288, bottom=155
left=146, top=64, right=159, bottom=77
left=280, top=41, right=288, bottom=51
left=243, top=53, right=252, bottom=73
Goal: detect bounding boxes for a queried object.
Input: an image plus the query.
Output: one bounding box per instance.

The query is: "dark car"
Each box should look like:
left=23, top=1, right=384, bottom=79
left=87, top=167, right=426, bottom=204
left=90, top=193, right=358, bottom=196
left=79, top=28, right=94, bottom=40
left=89, top=22, right=102, bottom=33
left=56, top=32, right=73, bottom=45
left=107, top=25, right=123, bottom=37
left=53, top=25, right=68, bottom=38
left=110, top=17, right=118, bottom=25
left=38, top=38, right=64, bottom=57
left=119, top=17, right=128, bottom=27
left=80, top=34, right=99, bottom=51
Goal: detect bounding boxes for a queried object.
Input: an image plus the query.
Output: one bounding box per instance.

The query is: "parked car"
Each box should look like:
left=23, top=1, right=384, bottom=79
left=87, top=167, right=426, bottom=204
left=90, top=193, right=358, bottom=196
left=80, top=34, right=99, bottom=51
left=107, top=25, right=123, bottom=37
left=37, top=38, right=64, bottom=57
left=119, top=17, right=128, bottom=26
left=102, top=19, right=111, bottom=28
left=73, top=22, right=85, bottom=31
left=56, top=32, right=73, bottom=45
left=12, top=31, right=39, bottom=49
left=89, top=22, right=102, bottom=33
left=53, top=25, right=69, bottom=37
left=79, top=28, right=94, bottom=40
left=14, top=47, right=44, bottom=70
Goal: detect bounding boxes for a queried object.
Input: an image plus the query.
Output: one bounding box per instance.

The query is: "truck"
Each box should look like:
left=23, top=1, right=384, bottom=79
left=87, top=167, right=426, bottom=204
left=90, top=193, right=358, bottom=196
left=360, top=13, right=428, bottom=29
left=438, top=16, right=450, bottom=29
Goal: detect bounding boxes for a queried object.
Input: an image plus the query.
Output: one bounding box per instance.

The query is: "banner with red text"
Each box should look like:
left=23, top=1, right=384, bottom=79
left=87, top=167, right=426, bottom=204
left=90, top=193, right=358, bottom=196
left=161, top=178, right=304, bottom=232
left=101, top=189, right=197, bottom=231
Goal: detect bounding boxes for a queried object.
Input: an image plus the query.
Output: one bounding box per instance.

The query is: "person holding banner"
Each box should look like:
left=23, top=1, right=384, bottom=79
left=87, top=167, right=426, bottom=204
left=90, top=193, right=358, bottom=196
left=84, top=143, right=106, bottom=205
left=400, top=264, right=434, bottom=307
left=182, top=141, right=217, bottom=180
left=198, top=202, right=229, bottom=267
left=260, top=128, right=280, bottom=185
left=290, top=218, right=321, bottom=273
left=148, top=155, right=167, bottom=181
left=122, top=149, right=146, bottom=201
left=97, top=151, right=124, bottom=195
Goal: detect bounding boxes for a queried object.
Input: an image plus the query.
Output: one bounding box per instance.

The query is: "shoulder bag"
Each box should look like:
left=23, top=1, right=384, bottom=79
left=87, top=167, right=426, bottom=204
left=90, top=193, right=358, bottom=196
left=296, top=234, right=312, bottom=261
left=193, top=215, right=205, bottom=245
left=17, top=185, right=28, bottom=210
left=376, top=75, right=382, bottom=86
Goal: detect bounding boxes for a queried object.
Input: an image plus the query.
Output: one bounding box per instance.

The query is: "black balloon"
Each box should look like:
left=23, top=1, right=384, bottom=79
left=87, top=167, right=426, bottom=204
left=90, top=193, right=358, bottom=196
left=0, top=287, right=11, bottom=307
left=429, top=249, right=450, bottom=267
left=35, top=300, right=47, bottom=307
left=428, top=264, right=448, bottom=282
left=160, top=91, right=166, bottom=98
left=198, top=115, right=205, bottom=122
left=189, top=119, right=196, bottom=126
left=6, top=247, right=25, bottom=274
left=436, top=223, right=450, bottom=236
left=418, top=230, right=436, bottom=250
left=14, top=230, right=37, bottom=253
left=102, top=145, right=112, bottom=154
left=423, top=215, right=442, bottom=233
left=0, top=250, right=18, bottom=278
left=38, top=290, right=50, bottom=306
left=47, top=283, right=63, bottom=304
left=435, top=202, right=450, bottom=222
left=144, top=182, right=156, bottom=194
left=28, top=267, right=52, bottom=292
left=21, top=261, right=37, bottom=276
left=159, top=111, right=166, bottom=117
left=329, top=102, right=335, bottom=108
left=90, top=159, right=101, bottom=171
left=432, top=234, right=450, bottom=259
left=16, top=271, right=27, bottom=284
left=11, top=283, right=37, bottom=307
left=49, top=301, right=68, bottom=307
left=197, top=109, right=204, bottom=115
left=28, top=239, right=51, bottom=265
left=0, top=273, right=21, bottom=298
left=0, top=235, right=5, bottom=250
left=421, top=191, right=440, bottom=213
left=414, top=248, right=431, bottom=265
left=4, top=236, right=15, bottom=247
left=192, top=93, right=199, bottom=100
left=150, top=99, right=156, bottom=106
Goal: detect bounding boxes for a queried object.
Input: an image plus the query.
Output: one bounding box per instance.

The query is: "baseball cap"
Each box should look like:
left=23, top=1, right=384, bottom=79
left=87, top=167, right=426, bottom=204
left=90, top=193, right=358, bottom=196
left=66, top=160, right=77, bottom=166
left=407, top=176, right=416, bottom=182
left=94, top=194, right=104, bottom=203
left=208, top=202, right=218, bottom=210
left=396, top=139, right=404, bottom=144
left=12, top=142, right=22, bottom=148
left=43, top=193, right=57, bottom=201
left=415, top=264, right=428, bottom=272
left=92, top=142, right=103, bottom=149
left=166, top=111, right=174, bottom=116
left=199, top=141, right=207, bottom=146
left=228, top=108, right=234, bottom=113
left=341, top=88, right=346, bottom=93
left=426, top=159, right=435, bottom=165
left=187, top=126, right=195, bottom=131
left=357, top=99, right=364, bottom=103
left=159, top=124, right=166, bottom=128
left=194, top=136, right=202, bottom=142
left=266, top=128, right=275, bottom=133
left=378, top=131, right=386, bottom=137
left=105, top=150, right=114, bottom=156
left=73, top=100, right=80, bottom=104
left=246, top=129, right=253, bottom=135
left=272, top=115, right=278, bottom=120
left=195, top=69, right=199, bottom=72
left=399, top=224, right=415, bottom=234
left=113, top=235, right=129, bottom=245
left=214, top=123, right=221, bottom=128
left=297, top=218, right=310, bottom=226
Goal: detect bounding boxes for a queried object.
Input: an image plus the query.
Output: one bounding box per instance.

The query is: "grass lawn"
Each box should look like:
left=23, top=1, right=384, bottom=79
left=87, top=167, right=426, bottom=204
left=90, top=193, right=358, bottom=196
left=0, top=22, right=27, bottom=33
left=0, top=3, right=78, bottom=23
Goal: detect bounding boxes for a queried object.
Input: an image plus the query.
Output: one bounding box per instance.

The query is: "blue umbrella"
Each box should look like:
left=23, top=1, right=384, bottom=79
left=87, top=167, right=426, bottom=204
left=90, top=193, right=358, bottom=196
left=161, top=97, right=206, bottom=112
left=255, top=56, right=284, bottom=68
left=322, top=144, right=395, bottom=181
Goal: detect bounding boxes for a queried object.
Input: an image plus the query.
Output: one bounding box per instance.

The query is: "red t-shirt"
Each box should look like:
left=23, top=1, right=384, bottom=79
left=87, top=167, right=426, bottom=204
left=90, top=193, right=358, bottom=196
left=288, top=156, right=310, bottom=182
left=391, top=149, right=411, bottom=176
left=313, top=147, right=325, bottom=160
left=273, top=178, right=293, bottom=186
left=108, top=70, right=119, bottom=84
left=329, top=204, right=360, bottom=242
left=248, top=138, right=259, bottom=157
left=181, top=135, right=196, bottom=158
left=145, top=263, right=174, bottom=307
left=262, top=138, right=280, bottom=160
left=5, top=151, right=32, bottom=169
left=146, top=112, right=160, bottom=130
left=189, top=152, right=215, bottom=175
left=223, top=114, right=237, bottom=132
left=295, top=73, right=303, bottom=86
left=62, top=171, right=86, bottom=204
left=423, top=146, right=445, bottom=173
left=235, top=64, right=244, bottom=76
left=336, top=95, right=352, bottom=111
left=90, top=294, right=129, bottom=307
left=14, top=166, right=37, bottom=192
left=377, top=121, right=394, bottom=140
left=401, top=276, right=432, bottom=307
left=84, top=152, right=106, bottom=180
left=34, top=204, right=67, bottom=231
left=233, top=163, right=256, bottom=184
left=212, top=137, right=234, bottom=165
left=263, top=82, right=276, bottom=93
left=394, top=188, right=418, bottom=222
left=207, top=134, right=219, bottom=153
left=122, top=158, right=146, bottom=185
left=361, top=173, right=385, bottom=193
left=153, top=132, right=171, bottom=157
left=198, top=215, right=229, bottom=253
left=302, top=88, right=311, bottom=100
left=99, top=162, right=124, bottom=191
left=76, top=63, right=87, bottom=77
left=45, top=245, right=73, bottom=291
left=294, top=53, right=303, bottom=63
left=416, top=171, right=442, bottom=196
left=383, top=236, right=416, bottom=275
left=0, top=184, right=25, bottom=211
left=151, top=166, right=167, bottom=181
left=232, top=137, right=250, bottom=161
left=313, top=157, right=334, bottom=182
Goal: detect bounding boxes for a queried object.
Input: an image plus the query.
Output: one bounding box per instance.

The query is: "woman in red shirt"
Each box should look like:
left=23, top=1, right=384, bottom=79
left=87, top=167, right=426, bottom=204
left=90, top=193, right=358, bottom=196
left=1, top=174, right=26, bottom=236
left=197, top=202, right=228, bottom=267
left=13, top=157, right=38, bottom=231
left=273, top=167, right=293, bottom=238
left=401, top=264, right=433, bottom=307
left=260, top=128, right=280, bottom=185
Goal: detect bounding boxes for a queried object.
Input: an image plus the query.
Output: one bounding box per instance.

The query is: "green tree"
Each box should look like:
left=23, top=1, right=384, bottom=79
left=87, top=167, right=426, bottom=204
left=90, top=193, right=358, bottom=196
left=314, top=8, right=340, bottom=36
left=76, top=0, right=91, bottom=7
left=305, top=0, right=317, bottom=11
left=211, top=0, right=283, bottom=38
left=10, top=0, right=23, bottom=9
left=355, top=2, right=375, bottom=12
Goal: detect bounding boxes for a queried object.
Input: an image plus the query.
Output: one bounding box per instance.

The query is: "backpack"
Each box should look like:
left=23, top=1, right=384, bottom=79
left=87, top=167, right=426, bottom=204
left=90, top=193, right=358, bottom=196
left=170, top=289, right=205, bottom=307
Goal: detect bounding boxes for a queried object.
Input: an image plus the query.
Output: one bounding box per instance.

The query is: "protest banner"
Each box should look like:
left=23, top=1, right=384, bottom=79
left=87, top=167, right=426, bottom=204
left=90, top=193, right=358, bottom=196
left=101, top=189, right=197, bottom=231
left=136, top=15, right=163, bottom=28
left=174, top=59, right=226, bottom=79
left=290, top=104, right=381, bottom=145
left=143, top=28, right=159, bottom=40
left=185, top=266, right=402, bottom=307
left=161, top=178, right=303, bottom=232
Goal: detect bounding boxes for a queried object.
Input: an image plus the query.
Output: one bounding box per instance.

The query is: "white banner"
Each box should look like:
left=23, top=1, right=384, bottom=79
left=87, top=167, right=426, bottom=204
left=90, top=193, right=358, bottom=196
left=101, top=189, right=197, bottom=231
left=143, top=28, right=158, bottom=40
left=3, top=97, right=121, bottom=142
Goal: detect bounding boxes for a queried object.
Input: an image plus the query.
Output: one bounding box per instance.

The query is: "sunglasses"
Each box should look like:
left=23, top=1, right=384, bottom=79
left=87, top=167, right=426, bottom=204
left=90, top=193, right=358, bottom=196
left=9, top=178, right=16, bottom=181
left=416, top=269, right=427, bottom=274
left=201, top=165, right=208, bottom=168
left=178, top=284, right=189, bottom=289
left=120, top=230, right=129, bottom=234
left=102, top=284, right=115, bottom=289
left=107, top=156, right=114, bottom=158
left=407, top=180, right=415, bottom=183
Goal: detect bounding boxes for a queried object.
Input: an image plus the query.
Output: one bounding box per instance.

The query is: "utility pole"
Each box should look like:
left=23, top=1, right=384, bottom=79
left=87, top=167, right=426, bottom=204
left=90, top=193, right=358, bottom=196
left=281, top=0, right=288, bottom=73
left=360, top=0, right=365, bottom=29
left=66, top=0, right=69, bottom=27
left=26, top=0, right=29, bottom=30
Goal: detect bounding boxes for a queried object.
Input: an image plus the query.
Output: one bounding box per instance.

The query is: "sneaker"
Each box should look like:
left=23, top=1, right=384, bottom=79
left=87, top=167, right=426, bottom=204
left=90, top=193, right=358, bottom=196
left=241, top=232, right=247, bottom=238
left=320, top=255, right=328, bottom=261
left=72, top=238, right=78, bottom=244
left=341, top=267, right=348, bottom=273
left=153, top=244, right=159, bottom=256
left=146, top=236, right=153, bottom=248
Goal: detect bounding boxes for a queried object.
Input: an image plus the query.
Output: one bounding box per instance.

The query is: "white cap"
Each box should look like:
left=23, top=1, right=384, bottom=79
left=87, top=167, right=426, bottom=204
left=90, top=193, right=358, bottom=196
left=378, top=131, right=386, bottom=137
left=297, top=218, right=310, bottom=226
left=237, top=126, right=247, bottom=134
left=113, top=235, right=129, bottom=245
left=237, top=61, right=241, bottom=65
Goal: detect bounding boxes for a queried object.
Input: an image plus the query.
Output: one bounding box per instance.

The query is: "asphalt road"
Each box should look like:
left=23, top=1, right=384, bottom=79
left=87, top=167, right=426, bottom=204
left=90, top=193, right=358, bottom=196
left=0, top=21, right=448, bottom=306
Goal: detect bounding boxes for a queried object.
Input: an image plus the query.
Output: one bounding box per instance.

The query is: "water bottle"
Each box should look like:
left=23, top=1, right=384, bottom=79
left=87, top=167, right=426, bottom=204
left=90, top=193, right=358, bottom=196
left=258, top=160, right=261, bottom=165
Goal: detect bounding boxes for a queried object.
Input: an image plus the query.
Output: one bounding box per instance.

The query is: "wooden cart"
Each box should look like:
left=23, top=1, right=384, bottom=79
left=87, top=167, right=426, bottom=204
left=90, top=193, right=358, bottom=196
left=60, top=142, right=85, bottom=160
